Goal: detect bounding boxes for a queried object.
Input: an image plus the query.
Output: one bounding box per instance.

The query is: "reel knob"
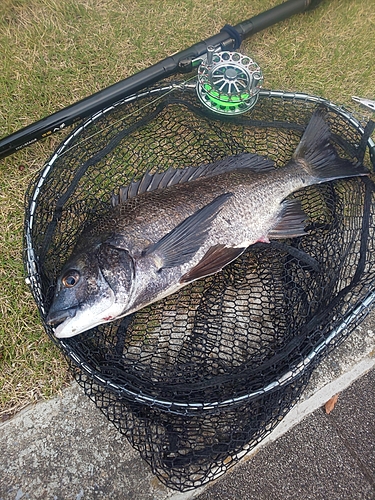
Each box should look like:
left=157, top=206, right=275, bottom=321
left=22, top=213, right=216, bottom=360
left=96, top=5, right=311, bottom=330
left=196, top=48, right=263, bottom=115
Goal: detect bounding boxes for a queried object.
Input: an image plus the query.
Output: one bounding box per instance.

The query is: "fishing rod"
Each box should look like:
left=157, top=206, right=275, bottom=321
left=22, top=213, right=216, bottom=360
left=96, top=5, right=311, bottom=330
left=0, top=0, right=322, bottom=160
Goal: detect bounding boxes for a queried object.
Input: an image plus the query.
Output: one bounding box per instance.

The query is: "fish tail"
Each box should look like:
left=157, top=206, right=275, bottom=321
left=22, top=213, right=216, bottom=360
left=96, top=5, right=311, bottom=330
left=293, top=109, right=369, bottom=183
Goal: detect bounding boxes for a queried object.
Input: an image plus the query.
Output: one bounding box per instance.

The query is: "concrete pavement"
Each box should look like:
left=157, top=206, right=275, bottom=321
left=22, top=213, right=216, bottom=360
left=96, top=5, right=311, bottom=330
left=1, top=314, right=374, bottom=500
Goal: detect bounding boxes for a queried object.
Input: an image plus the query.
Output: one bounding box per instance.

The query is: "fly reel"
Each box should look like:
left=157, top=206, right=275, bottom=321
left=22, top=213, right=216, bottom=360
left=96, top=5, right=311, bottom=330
left=196, top=47, right=263, bottom=115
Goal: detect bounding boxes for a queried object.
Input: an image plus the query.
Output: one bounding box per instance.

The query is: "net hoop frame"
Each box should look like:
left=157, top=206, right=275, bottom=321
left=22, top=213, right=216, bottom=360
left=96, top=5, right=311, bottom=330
left=24, top=88, right=375, bottom=415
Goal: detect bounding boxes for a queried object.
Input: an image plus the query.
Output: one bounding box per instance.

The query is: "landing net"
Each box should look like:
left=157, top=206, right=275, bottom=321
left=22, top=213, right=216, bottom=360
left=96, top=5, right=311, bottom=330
left=24, top=85, right=375, bottom=490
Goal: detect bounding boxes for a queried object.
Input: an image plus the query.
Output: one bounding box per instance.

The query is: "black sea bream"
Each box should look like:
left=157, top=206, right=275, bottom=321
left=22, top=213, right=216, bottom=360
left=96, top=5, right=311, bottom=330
left=47, top=110, right=369, bottom=338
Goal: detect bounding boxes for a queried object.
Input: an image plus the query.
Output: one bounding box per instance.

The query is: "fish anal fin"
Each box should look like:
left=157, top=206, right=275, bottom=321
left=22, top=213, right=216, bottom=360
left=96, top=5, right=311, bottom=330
left=268, top=199, right=307, bottom=239
left=180, top=245, right=245, bottom=284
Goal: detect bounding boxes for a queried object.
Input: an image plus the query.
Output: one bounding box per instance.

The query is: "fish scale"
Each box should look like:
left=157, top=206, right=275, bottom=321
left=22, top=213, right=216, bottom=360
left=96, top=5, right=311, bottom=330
left=46, top=110, right=369, bottom=338
left=103, top=168, right=294, bottom=249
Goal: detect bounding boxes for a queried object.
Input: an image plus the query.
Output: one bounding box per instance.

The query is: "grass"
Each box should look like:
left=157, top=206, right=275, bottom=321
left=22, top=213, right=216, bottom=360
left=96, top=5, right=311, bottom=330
left=0, top=0, right=374, bottom=418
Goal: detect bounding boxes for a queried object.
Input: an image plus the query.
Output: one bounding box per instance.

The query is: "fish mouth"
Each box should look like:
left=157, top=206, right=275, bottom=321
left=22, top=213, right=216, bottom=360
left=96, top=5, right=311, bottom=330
left=46, top=306, right=77, bottom=327
left=53, top=317, right=77, bottom=338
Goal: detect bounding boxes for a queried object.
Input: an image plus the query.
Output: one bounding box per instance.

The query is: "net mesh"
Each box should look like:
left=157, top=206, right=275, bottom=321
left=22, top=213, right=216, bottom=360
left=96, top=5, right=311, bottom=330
left=24, top=84, right=375, bottom=490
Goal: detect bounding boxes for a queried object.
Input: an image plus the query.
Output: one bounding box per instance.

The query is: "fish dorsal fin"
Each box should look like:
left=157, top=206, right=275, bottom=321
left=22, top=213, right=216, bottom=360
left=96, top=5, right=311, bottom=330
left=268, top=199, right=307, bottom=239
left=180, top=244, right=245, bottom=284
left=111, top=153, right=275, bottom=206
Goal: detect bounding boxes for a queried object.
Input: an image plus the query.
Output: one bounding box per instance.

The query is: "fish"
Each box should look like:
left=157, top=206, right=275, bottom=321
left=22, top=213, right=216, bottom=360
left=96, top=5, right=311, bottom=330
left=46, top=109, right=369, bottom=338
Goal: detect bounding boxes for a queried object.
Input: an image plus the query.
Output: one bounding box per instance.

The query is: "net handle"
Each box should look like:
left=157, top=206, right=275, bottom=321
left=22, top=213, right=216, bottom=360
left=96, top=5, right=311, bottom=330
left=0, top=0, right=322, bottom=160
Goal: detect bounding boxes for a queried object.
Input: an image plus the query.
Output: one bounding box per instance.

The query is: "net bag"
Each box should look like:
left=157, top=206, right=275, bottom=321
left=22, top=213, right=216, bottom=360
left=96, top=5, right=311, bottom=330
left=24, top=85, right=375, bottom=490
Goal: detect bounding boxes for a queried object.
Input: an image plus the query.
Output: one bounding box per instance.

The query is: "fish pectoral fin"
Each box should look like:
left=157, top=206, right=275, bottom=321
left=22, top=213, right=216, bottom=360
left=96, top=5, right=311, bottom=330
left=180, top=244, right=245, bottom=283
left=144, top=193, right=233, bottom=270
left=268, top=199, right=307, bottom=239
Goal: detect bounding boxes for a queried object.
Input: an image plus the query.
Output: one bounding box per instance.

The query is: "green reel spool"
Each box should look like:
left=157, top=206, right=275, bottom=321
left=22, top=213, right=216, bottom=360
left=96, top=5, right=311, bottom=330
left=196, top=47, right=263, bottom=115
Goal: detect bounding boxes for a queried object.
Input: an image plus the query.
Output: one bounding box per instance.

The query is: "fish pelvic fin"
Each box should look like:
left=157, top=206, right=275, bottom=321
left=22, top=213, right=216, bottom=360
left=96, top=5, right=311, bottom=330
left=144, top=193, right=233, bottom=270
left=293, top=108, right=369, bottom=183
left=180, top=245, right=245, bottom=284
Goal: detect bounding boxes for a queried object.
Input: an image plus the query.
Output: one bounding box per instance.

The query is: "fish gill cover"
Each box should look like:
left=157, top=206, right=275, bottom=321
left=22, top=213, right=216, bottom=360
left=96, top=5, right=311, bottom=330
left=24, top=86, right=375, bottom=490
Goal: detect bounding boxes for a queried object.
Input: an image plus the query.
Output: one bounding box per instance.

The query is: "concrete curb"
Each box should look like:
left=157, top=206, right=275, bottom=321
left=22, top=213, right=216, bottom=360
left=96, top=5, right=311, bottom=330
left=1, top=314, right=374, bottom=500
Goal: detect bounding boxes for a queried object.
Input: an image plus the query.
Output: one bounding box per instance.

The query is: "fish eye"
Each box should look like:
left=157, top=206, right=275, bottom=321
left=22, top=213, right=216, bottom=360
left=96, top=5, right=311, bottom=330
left=62, top=270, right=80, bottom=288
